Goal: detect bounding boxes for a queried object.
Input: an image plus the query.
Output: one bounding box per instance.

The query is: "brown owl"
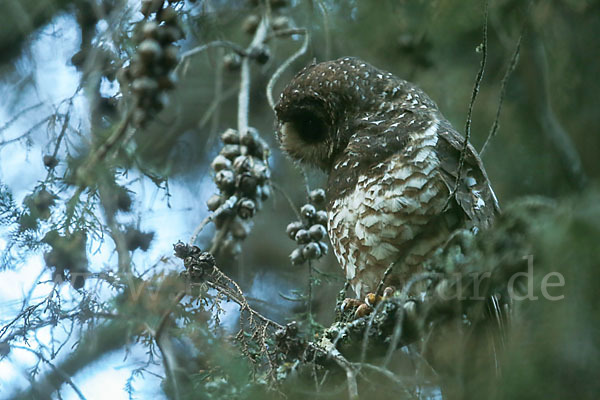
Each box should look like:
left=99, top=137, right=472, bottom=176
left=275, top=57, right=499, bottom=299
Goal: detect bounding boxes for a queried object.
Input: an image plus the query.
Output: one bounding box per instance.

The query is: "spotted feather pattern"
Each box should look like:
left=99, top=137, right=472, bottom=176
left=275, top=57, right=498, bottom=298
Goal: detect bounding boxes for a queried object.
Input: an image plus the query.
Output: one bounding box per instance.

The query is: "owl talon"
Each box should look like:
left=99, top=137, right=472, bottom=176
left=383, top=286, right=396, bottom=299
left=341, top=298, right=363, bottom=314
left=340, top=287, right=397, bottom=320
left=354, top=303, right=373, bottom=319
left=365, top=286, right=396, bottom=308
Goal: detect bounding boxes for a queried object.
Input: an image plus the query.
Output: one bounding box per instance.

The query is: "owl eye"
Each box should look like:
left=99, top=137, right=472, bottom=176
left=282, top=109, right=329, bottom=144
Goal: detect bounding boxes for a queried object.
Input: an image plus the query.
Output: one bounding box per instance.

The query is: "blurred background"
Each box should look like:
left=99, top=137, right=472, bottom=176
left=0, top=0, right=598, bottom=399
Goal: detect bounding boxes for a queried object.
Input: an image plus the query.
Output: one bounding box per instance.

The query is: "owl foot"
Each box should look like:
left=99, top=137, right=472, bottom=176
left=341, top=286, right=396, bottom=320
left=340, top=298, right=371, bottom=319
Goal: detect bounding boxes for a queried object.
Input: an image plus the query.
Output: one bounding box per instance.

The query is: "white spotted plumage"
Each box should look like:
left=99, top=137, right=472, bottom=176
left=275, top=57, right=499, bottom=299
left=328, top=119, right=450, bottom=297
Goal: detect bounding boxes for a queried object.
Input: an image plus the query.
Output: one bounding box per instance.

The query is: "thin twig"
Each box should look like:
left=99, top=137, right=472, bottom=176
left=481, top=28, right=524, bottom=156
left=326, top=346, right=359, bottom=400
left=450, top=0, right=488, bottom=200
left=208, top=48, right=225, bottom=141
left=266, top=28, right=308, bottom=40
left=375, top=262, right=394, bottom=297
left=271, top=182, right=302, bottom=220
left=399, top=272, right=442, bottom=299
left=209, top=217, right=232, bottom=255
left=44, top=111, right=70, bottom=180
left=524, top=7, right=588, bottom=190
left=0, top=116, right=52, bottom=147
left=189, top=195, right=238, bottom=245
left=175, top=40, right=247, bottom=76
left=151, top=291, right=187, bottom=400
left=12, top=345, right=87, bottom=400
left=203, top=266, right=283, bottom=330
left=316, top=0, right=331, bottom=60
left=154, top=330, right=181, bottom=400
left=360, top=299, right=387, bottom=363
left=266, top=28, right=309, bottom=110
left=353, top=362, right=416, bottom=398
left=382, top=307, right=404, bottom=368
left=0, top=102, right=43, bottom=134
left=307, top=260, right=313, bottom=318
left=77, top=108, right=134, bottom=184
left=238, top=18, right=269, bottom=150
left=155, top=291, right=186, bottom=340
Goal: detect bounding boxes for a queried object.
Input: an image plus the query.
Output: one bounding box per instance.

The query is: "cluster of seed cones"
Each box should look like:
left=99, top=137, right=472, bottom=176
left=207, top=128, right=271, bottom=256
left=286, top=189, right=329, bottom=265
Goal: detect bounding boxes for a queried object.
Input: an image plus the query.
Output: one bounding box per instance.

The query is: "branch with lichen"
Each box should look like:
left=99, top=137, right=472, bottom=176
left=172, top=197, right=555, bottom=398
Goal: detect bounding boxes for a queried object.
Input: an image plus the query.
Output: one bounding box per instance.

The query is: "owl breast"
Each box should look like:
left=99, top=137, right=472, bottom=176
left=327, top=119, right=451, bottom=298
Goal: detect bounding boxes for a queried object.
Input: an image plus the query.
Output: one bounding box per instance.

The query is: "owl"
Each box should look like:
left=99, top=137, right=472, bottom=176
left=275, top=57, right=499, bottom=299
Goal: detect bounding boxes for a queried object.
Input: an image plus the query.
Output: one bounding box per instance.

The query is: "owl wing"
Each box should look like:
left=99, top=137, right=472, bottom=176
left=435, top=117, right=500, bottom=229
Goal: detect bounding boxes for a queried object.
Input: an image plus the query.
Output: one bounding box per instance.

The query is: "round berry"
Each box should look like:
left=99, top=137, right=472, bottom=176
left=251, top=162, right=269, bottom=183
left=43, top=155, right=59, bottom=169
left=314, top=210, right=328, bottom=225
left=237, top=173, right=258, bottom=196
left=223, top=53, right=241, bottom=71
left=238, top=198, right=256, bottom=219
left=294, top=229, right=310, bottom=244
left=158, top=25, right=184, bottom=44
left=302, top=242, right=321, bottom=260
left=309, top=188, right=326, bottom=205
left=308, top=224, right=326, bottom=241
left=242, top=14, right=260, bottom=35
left=220, top=144, right=241, bottom=160
left=163, top=45, right=179, bottom=67
left=271, top=16, right=289, bottom=31
left=221, top=129, right=240, bottom=144
left=249, top=139, right=267, bottom=159
left=211, top=155, right=232, bottom=171
left=140, top=0, right=158, bottom=17
left=138, top=39, right=162, bottom=62
left=206, top=194, right=223, bottom=211
left=251, top=46, right=270, bottom=65
left=132, top=77, right=159, bottom=93
left=233, top=155, right=251, bottom=172
left=158, top=7, right=178, bottom=25
left=142, top=21, right=159, bottom=38
left=286, top=221, right=303, bottom=239
left=240, top=130, right=257, bottom=147
left=300, top=204, right=316, bottom=220
left=215, top=169, right=235, bottom=193
left=289, top=248, right=305, bottom=265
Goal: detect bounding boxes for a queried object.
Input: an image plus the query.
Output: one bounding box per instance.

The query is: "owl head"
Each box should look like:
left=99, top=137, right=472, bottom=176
left=275, top=57, right=388, bottom=171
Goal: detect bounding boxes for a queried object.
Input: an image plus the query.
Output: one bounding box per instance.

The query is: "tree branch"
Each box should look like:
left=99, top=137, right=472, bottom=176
left=9, top=320, right=138, bottom=400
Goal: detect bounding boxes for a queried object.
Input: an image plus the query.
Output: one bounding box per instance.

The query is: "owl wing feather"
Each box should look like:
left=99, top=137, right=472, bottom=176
left=435, top=118, right=500, bottom=229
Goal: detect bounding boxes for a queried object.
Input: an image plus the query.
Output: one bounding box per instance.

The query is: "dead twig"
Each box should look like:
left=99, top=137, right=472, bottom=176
left=450, top=0, right=488, bottom=201
left=266, top=28, right=310, bottom=110
left=189, top=195, right=238, bottom=246
left=523, top=14, right=588, bottom=190
left=175, top=40, right=247, bottom=76
left=238, top=18, right=269, bottom=149
left=481, top=26, right=525, bottom=156
left=12, top=345, right=87, bottom=400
